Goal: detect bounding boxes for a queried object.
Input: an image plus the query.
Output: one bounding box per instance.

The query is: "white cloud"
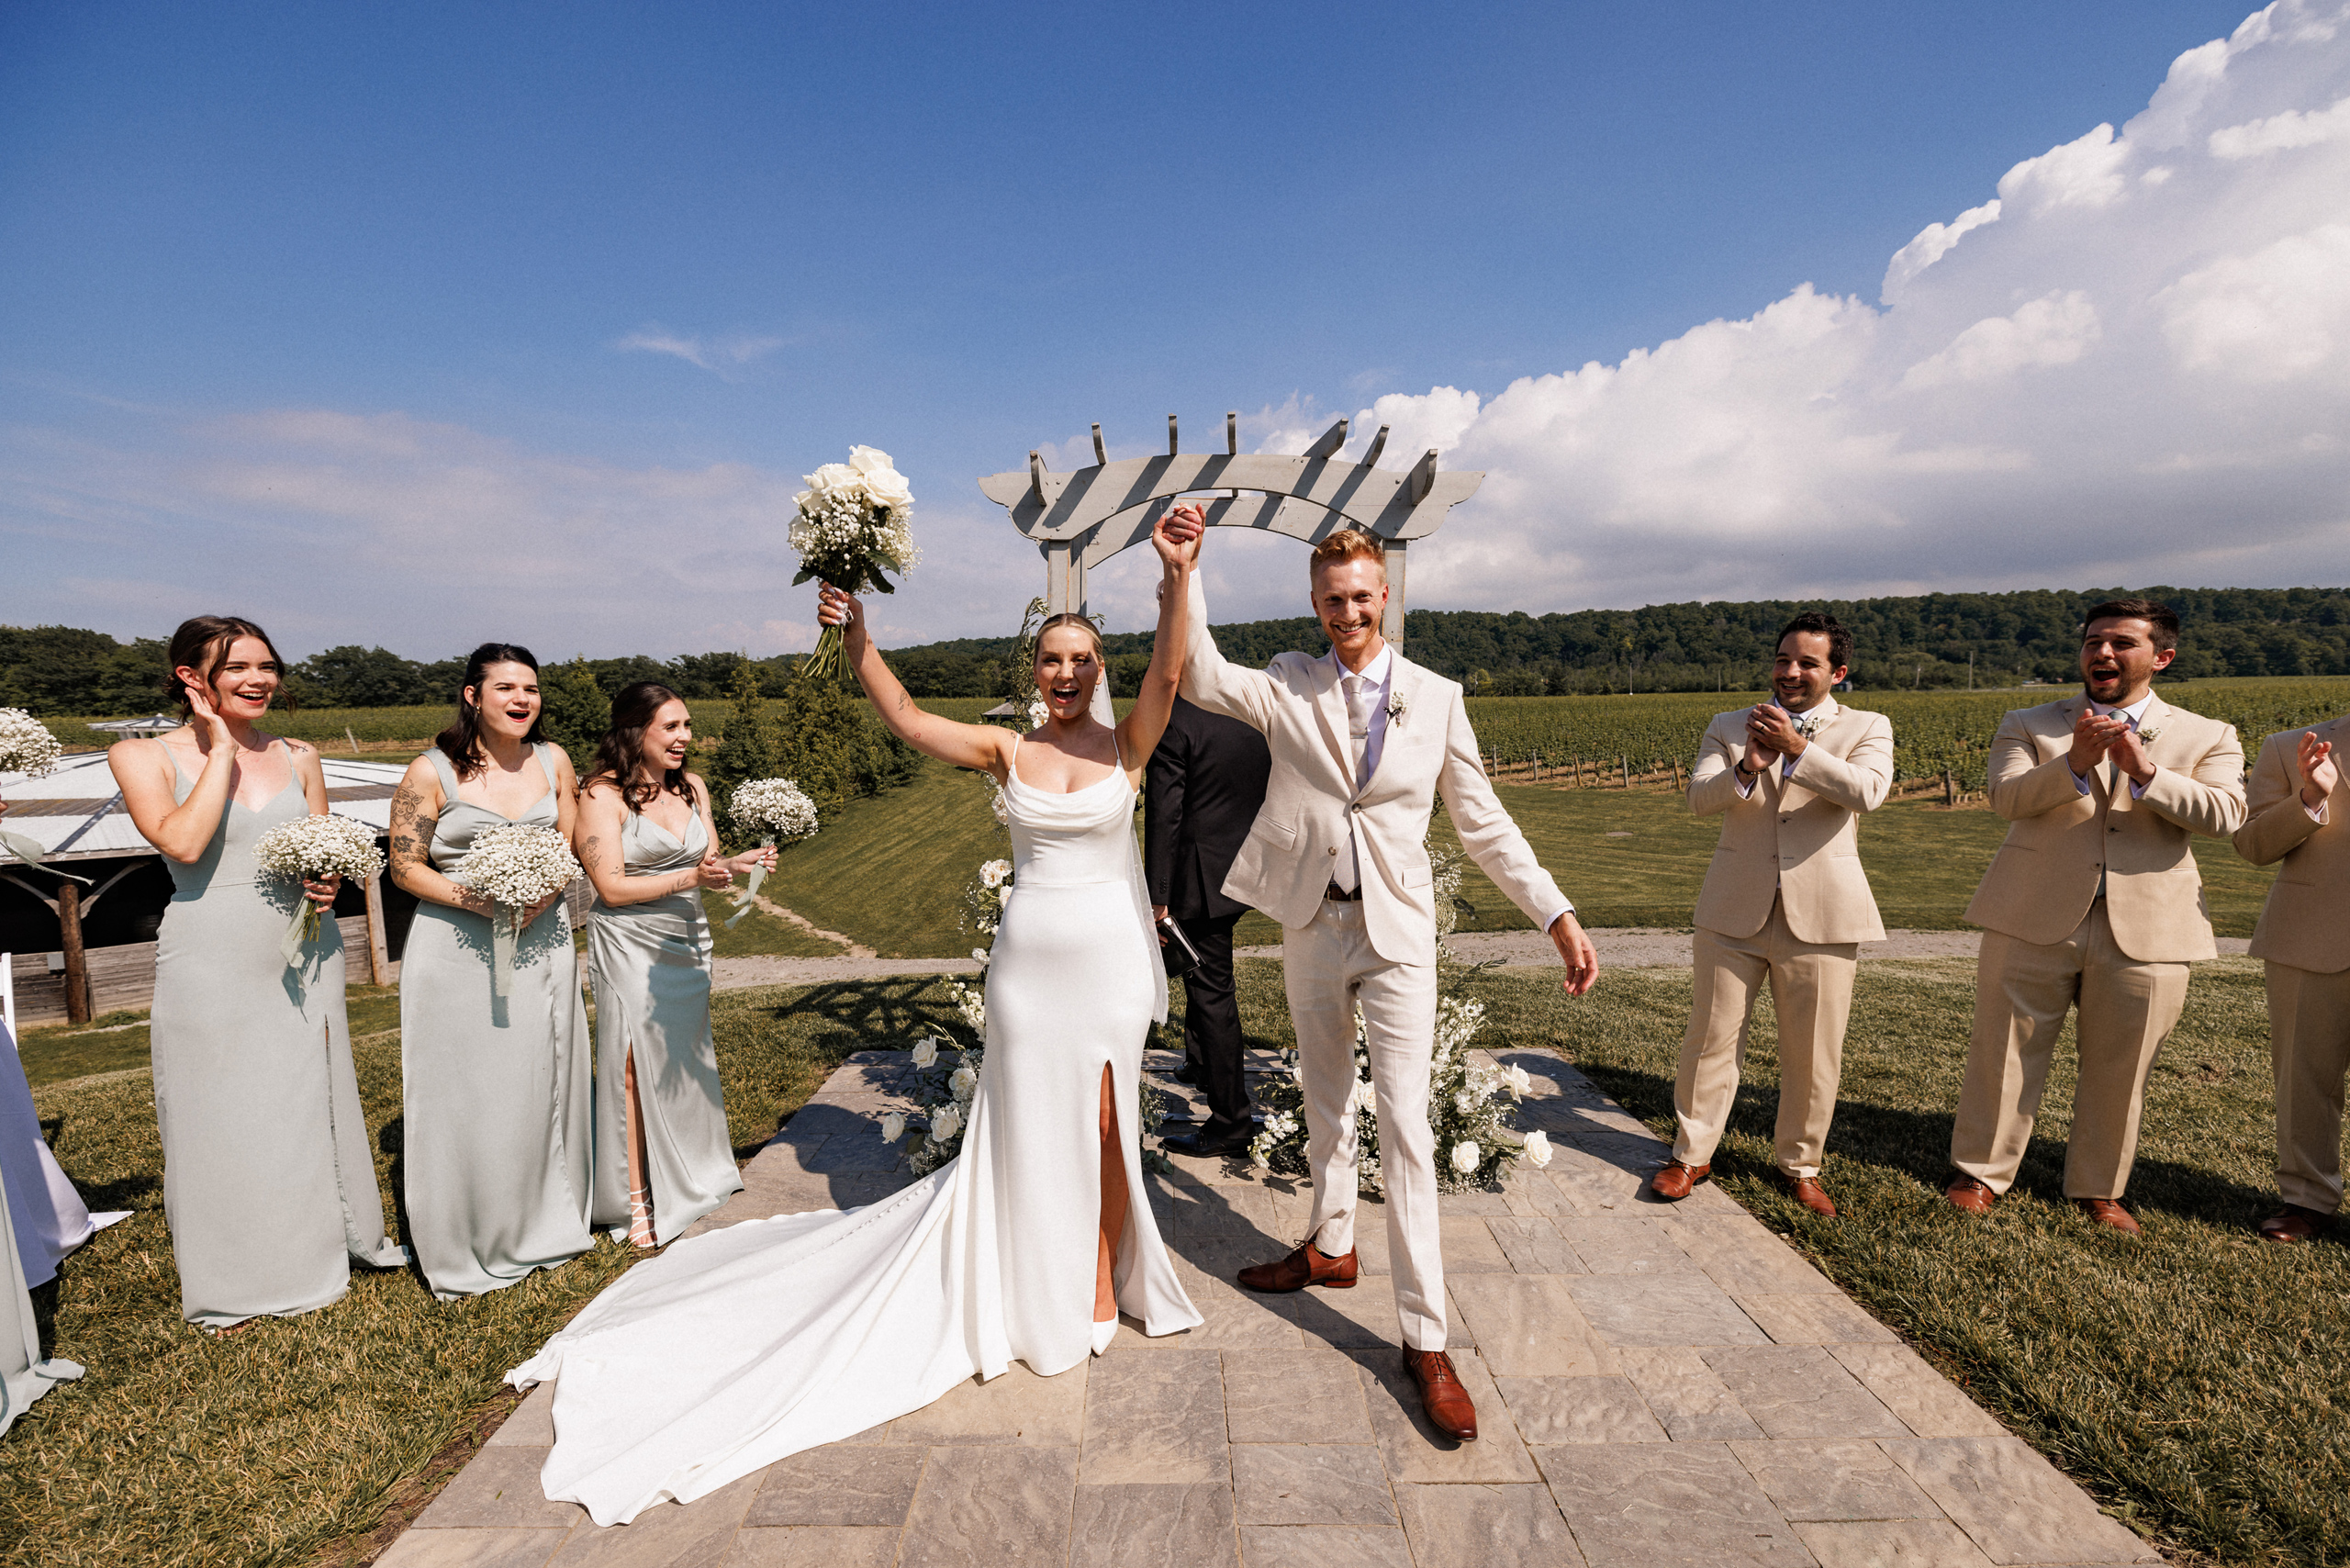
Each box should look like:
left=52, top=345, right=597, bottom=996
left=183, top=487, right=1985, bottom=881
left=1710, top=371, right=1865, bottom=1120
left=1900, top=290, right=2102, bottom=388
left=615, top=327, right=787, bottom=375
left=1308, top=0, right=2350, bottom=618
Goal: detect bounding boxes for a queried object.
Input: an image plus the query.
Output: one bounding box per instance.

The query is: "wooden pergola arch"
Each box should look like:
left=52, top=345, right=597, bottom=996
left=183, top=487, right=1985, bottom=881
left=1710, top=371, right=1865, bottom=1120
left=976, top=413, right=1483, bottom=654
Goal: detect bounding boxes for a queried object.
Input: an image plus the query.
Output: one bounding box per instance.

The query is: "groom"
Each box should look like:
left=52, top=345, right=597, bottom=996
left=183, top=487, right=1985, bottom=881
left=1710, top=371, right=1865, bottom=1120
left=1171, top=512, right=1596, bottom=1442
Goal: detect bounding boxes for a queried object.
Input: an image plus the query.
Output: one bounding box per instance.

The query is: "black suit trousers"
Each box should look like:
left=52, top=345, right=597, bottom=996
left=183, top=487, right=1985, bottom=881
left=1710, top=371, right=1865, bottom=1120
left=1176, top=912, right=1251, bottom=1133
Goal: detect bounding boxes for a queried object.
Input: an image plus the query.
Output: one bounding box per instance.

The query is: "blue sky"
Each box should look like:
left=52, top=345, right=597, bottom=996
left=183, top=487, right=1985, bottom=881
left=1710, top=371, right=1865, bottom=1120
left=5, top=0, right=2342, bottom=660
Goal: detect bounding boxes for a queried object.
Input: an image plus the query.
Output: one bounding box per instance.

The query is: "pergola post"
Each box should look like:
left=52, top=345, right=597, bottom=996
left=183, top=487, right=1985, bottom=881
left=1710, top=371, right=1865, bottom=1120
left=1382, top=538, right=1407, bottom=655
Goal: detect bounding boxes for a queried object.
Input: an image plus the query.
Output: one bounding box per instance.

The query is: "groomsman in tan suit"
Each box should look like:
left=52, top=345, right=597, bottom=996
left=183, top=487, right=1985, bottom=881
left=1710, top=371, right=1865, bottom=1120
left=1651, top=613, right=1893, bottom=1218
left=1180, top=520, right=1595, bottom=1443
left=2232, top=713, right=2346, bottom=1243
left=1947, top=599, right=2246, bottom=1234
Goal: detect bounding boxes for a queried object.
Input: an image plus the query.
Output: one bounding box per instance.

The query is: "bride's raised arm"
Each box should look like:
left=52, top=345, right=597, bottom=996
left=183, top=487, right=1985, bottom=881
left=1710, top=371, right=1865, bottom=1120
left=1113, top=506, right=1202, bottom=780
left=816, top=584, right=1018, bottom=781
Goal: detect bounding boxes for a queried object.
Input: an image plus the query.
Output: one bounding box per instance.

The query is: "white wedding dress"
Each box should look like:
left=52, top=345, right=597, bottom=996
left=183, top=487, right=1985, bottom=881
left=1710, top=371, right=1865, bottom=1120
left=508, top=735, right=1202, bottom=1526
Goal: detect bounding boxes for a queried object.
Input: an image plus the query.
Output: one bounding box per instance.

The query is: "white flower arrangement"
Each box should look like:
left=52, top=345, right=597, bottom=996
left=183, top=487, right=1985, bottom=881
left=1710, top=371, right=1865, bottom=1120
left=0, top=709, right=68, bottom=868
left=1792, top=710, right=1826, bottom=741
left=0, top=709, right=65, bottom=778
left=252, top=814, right=385, bottom=968
left=963, top=858, right=1013, bottom=939
left=2137, top=723, right=2163, bottom=744
left=1025, top=700, right=1050, bottom=732
left=1385, top=691, right=1408, bottom=725
left=790, top=444, right=919, bottom=681
left=450, top=822, right=583, bottom=995
left=722, top=777, right=819, bottom=929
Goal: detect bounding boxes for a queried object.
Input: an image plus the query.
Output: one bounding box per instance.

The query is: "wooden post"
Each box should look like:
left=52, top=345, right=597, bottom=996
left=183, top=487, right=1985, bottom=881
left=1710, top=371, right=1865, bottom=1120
left=1943, top=767, right=1956, bottom=808
left=363, top=868, right=391, bottom=986
left=1619, top=756, right=1630, bottom=790
left=57, top=881, right=89, bottom=1025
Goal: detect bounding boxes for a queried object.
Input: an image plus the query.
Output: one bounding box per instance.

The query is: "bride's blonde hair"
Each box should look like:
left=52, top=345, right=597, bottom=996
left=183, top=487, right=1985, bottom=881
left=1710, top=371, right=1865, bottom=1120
left=1035, top=613, right=1104, bottom=666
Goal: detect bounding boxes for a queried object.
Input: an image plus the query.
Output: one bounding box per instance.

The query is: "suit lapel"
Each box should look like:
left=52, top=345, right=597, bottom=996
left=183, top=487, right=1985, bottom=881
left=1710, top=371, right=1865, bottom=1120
left=1311, top=652, right=1353, bottom=787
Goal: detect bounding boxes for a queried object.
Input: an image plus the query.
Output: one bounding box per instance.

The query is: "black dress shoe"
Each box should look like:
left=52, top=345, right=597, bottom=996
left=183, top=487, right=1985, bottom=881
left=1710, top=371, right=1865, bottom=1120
left=1169, top=1063, right=1202, bottom=1087
left=1163, top=1125, right=1255, bottom=1159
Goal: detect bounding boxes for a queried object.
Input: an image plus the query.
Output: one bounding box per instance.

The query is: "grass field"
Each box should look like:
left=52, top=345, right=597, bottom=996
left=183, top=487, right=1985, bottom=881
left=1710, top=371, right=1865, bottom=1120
left=6, top=954, right=2342, bottom=1564
left=746, top=756, right=2286, bottom=953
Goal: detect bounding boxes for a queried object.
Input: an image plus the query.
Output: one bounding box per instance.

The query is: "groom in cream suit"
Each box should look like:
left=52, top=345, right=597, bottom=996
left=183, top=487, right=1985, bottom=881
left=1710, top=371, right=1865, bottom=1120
left=1651, top=613, right=1893, bottom=1219
left=1947, top=599, right=2245, bottom=1234
left=1174, top=517, right=1595, bottom=1443
left=2232, top=711, right=2345, bottom=1243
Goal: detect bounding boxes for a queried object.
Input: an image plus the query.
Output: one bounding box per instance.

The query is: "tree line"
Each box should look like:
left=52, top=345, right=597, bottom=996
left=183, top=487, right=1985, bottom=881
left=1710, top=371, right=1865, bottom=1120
left=6, top=584, right=2346, bottom=716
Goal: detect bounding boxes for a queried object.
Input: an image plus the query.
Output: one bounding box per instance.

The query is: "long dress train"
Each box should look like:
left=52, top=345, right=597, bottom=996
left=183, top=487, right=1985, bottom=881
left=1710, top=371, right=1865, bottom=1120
left=586, top=808, right=741, bottom=1241
left=509, top=745, right=1201, bottom=1526
left=401, top=744, right=593, bottom=1299
left=149, top=740, right=406, bottom=1328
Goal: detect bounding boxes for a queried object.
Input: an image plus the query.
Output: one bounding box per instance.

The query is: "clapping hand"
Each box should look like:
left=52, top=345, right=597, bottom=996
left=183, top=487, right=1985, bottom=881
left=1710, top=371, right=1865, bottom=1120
left=2300, top=731, right=2339, bottom=811
left=693, top=856, right=735, bottom=890
left=2107, top=722, right=2156, bottom=786
left=1745, top=703, right=1803, bottom=768
left=2068, top=708, right=2129, bottom=778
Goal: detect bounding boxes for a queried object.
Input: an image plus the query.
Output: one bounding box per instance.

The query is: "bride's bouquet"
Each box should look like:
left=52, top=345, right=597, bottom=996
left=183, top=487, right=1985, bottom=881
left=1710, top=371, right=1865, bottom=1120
left=789, top=445, right=918, bottom=683
left=451, top=822, right=583, bottom=996
left=252, top=814, right=385, bottom=968
left=0, top=709, right=66, bottom=868
left=722, top=778, right=819, bottom=929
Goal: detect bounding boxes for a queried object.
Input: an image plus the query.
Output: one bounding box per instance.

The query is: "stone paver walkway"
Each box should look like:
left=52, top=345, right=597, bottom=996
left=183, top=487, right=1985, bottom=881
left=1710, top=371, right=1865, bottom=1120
left=380, top=1048, right=2160, bottom=1568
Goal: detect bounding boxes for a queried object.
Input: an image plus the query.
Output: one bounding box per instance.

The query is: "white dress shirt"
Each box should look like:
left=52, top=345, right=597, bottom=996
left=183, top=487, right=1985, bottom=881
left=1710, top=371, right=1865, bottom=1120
left=1339, top=645, right=1394, bottom=785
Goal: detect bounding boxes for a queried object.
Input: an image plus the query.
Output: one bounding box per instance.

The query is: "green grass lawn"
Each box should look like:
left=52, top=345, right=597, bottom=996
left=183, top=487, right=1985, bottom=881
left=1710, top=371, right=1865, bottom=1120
left=1, top=975, right=972, bottom=1568
left=6, top=954, right=2340, bottom=1564
left=768, top=756, right=1009, bottom=957
left=1433, top=954, right=2344, bottom=1566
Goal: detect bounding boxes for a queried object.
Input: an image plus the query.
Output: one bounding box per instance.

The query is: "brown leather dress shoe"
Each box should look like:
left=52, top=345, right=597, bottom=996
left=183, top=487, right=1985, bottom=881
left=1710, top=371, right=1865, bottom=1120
left=2076, top=1198, right=2141, bottom=1236
left=2256, top=1204, right=2332, bottom=1243
left=1404, top=1350, right=1478, bottom=1441
left=1237, top=1241, right=1359, bottom=1294
left=1649, top=1160, right=1711, bottom=1201
left=1784, top=1174, right=1837, bottom=1218
left=1944, top=1175, right=1996, bottom=1215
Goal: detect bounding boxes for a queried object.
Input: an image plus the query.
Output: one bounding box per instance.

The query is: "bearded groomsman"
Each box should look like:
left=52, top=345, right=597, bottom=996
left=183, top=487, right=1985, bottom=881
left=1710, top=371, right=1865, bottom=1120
left=2232, top=711, right=2346, bottom=1243
left=1947, top=599, right=2246, bottom=1234
left=1649, top=613, right=1893, bottom=1219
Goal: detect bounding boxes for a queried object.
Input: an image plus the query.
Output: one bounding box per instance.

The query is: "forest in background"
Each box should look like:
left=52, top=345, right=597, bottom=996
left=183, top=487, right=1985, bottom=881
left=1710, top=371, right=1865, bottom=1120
left=6, top=584, right=2347, bottom=716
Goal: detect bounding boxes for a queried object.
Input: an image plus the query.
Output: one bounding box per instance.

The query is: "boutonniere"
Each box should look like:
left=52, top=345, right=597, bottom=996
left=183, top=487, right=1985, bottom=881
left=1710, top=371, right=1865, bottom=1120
left=1792, top=711, right=1825, bottom=741
left=2137, top=723, right=2163, bottom=744
left=1385, top=691, right=1407, bottom=725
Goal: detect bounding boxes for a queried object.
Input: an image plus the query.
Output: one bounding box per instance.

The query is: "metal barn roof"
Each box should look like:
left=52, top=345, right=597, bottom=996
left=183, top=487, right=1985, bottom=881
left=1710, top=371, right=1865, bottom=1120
left=1, top=751, right=408, bottom=863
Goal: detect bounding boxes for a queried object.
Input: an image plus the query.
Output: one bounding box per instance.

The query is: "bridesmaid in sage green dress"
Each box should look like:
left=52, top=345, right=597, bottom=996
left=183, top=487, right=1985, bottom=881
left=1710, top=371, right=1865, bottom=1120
left=574, top=684, right=772, bottom=1247
left=108, top=616, right=406, bottom=1330
left=387, top=644, right=593, bottom=1299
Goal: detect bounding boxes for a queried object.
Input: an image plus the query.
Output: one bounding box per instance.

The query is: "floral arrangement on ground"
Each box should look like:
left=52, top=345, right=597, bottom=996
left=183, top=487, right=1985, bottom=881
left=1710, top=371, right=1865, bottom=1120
left=1246, top=840, right=1553, bottom=1194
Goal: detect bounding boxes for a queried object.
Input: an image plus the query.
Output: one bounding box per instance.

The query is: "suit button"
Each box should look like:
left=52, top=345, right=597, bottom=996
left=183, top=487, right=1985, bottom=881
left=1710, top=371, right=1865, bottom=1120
left=1327, top=846, right=1337, bottom=856
left=1351, top=803, right=1362, bottom=812
left=2109, top=826, right=2120, bottom=833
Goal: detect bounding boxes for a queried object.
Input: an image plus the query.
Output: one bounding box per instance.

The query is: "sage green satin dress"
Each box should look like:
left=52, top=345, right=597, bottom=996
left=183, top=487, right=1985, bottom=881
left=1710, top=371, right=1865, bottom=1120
left=150, top=740, right=406, bottom=1328
left=400, top=745, right=593, bottom=1299
left=588, top=808, right=742, bottom=1243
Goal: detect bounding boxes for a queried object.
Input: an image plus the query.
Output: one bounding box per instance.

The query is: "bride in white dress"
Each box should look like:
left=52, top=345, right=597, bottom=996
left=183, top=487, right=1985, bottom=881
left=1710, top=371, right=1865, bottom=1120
left=507, top=508, right=1208, bottom=1526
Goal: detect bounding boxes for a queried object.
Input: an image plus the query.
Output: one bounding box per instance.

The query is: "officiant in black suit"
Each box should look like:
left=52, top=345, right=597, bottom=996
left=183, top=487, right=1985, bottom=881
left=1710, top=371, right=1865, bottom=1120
left=1147, top=694, right=1272, bottom=1158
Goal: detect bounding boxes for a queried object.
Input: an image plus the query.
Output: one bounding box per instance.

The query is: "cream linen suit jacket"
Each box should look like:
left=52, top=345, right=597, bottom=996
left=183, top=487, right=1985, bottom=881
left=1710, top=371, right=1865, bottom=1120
left=1964, top=693, right=2245, bottom=961
left=1687, top=704, right=1895, bottom=946
left=1179, top=576, right=1569, bottom=967
left=2232, top=715, right=2349, bottom=975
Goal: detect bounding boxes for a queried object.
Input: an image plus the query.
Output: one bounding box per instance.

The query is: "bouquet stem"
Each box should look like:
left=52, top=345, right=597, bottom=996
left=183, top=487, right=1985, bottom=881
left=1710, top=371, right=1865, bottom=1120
left=490, top=909, right=517, bottom=998
left=280, top=902, right=322, bottom=969
left=801, top=626, right=845, bottom=685
left=723, top=836, right=777, bottom=929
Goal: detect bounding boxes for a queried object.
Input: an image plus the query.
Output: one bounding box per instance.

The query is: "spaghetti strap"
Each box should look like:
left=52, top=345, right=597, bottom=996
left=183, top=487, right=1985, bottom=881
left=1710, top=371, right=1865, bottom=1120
left=424, top=745, right=463, bottom=802
left=532, top=742, right=562, bottom=790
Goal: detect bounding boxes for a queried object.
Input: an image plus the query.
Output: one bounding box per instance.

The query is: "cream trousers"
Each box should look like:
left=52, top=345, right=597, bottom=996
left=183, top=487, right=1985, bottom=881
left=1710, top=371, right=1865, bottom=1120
left=1283, top=899, right=1444, bottom=1351
left=2269, top=959, right=2350, bottom=1215
left=1670, top=899, right=1858, bottom=1179
left=1950, top=902, right=2188, bottom=1200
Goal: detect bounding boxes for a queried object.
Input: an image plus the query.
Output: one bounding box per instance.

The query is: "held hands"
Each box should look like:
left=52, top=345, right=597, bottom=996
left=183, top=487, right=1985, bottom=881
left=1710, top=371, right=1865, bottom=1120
left=691, top=856, right=735, bottom=891
left=1744, top=704, right=1804, bottom=770
left=519, top=889, right=563, bottom=930
left=2300, top=732, right=2339, bottom=810
left=2069, top=709, right=2130, bottom=778
left=1151, top=903, right=1169, bottom=946
left=1152, top=504, right=1204, bottom=571
left=1548, top=911, right=1599, bottom=997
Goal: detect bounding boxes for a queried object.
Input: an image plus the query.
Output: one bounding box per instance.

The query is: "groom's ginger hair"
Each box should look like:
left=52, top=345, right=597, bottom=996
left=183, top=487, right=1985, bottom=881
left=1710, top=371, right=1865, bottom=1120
left=1309, top=529, right=1385, bottom=580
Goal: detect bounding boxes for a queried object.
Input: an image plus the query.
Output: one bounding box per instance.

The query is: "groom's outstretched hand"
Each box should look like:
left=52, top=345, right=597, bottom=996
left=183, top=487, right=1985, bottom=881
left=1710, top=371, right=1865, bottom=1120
left=1548, top=911, right=1599, bottom=996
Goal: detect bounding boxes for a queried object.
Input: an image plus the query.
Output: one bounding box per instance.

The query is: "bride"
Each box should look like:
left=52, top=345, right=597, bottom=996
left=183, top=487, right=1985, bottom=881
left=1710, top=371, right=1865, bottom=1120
left=507, top=506, right=1208, bottom=1526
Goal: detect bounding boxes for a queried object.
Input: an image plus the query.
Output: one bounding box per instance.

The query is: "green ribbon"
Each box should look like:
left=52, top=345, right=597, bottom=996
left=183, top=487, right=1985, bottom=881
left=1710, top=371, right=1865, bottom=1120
left=723, top=836, right=776, bottom=928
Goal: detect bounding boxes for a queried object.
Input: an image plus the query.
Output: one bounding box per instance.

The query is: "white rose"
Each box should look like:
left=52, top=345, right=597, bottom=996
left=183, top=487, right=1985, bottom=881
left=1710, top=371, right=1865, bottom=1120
left=805, top=461, right=864, bottom=495
left=1450, top=1140, right=1481, bottom=1174
left=862, top=465, right=914, bottom=513
left=912, top=1036, right=938, bottom=1069
left=1503, top=1064, right=1533, bottom=1099
left=980, top=859, right=1010, bottom=889
left=846, top=444, right=896, bottom=476
left=932, top=1103, right=961, bottom=1141
left=880, top=1112, right=906, bottom=1144
left=1520, top=1129, right=1552, bottom=1169
left=1454, top=1091, right=1478, bottom=1115
left=950, top=1065, right=978, bottom=1101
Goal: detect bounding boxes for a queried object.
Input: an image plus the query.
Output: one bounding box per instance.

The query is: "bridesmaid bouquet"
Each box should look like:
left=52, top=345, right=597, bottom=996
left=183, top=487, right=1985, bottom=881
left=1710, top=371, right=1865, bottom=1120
left=722, top=778, right=819, bottom=929
left=0, top=709, right=66, bottom=868
left=789, top=444, right=919, bottom=683
left=450, top=823, right=583, bottom=997
left=251, top=814, right=385, bottom=968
